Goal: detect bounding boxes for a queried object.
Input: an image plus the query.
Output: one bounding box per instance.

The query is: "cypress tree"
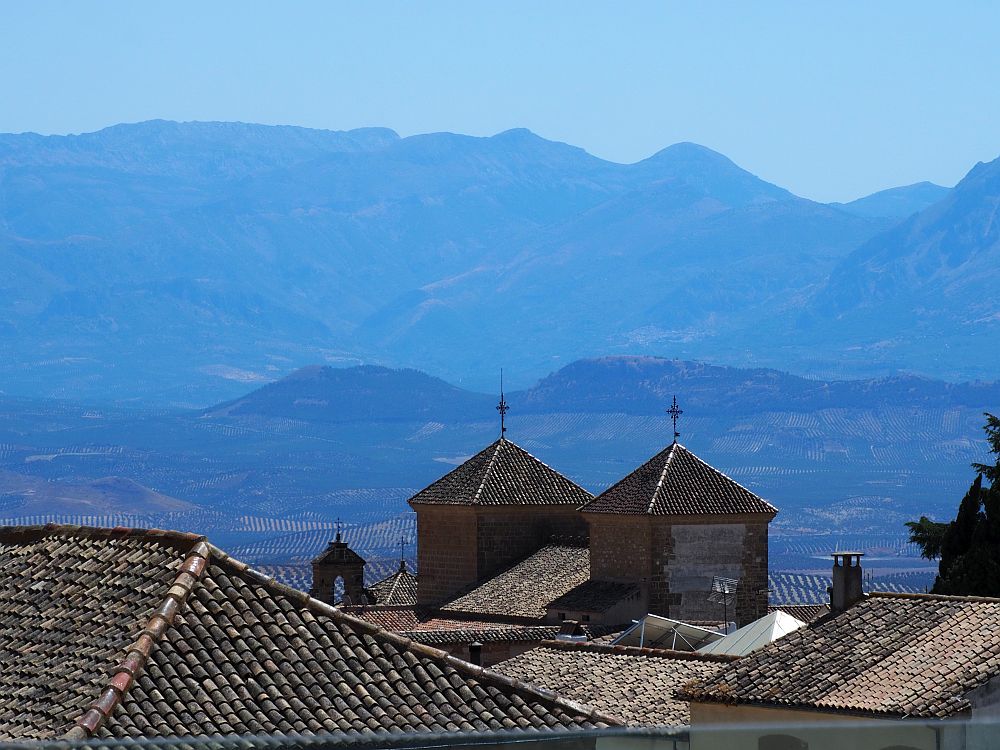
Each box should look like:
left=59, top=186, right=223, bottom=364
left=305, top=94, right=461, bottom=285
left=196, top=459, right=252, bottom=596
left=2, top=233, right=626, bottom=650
left=908, top=413, right=1000, bottom=596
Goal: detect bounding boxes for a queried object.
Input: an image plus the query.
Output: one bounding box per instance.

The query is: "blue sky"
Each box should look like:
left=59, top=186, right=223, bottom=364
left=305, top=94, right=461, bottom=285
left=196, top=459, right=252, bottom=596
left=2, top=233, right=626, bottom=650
left=2, top=2, right=997, bottom=202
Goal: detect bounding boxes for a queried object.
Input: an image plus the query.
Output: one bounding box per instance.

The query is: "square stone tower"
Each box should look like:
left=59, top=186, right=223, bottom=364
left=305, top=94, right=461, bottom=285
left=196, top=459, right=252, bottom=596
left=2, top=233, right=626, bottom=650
left=408, top=437, right=591, bottom=606
left=580, top=441, right=777, bottom=626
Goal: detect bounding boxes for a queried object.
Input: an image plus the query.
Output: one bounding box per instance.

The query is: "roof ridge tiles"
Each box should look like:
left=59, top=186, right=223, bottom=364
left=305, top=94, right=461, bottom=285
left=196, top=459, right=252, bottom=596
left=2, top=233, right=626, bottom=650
left=536, top=639, right=740, bottom=663
left=0, top=523, right=207, bottom=549
left=64, top=537, right=211, bottom=740
left=201, top=542, right=625, bottom=728
left=470, top=439, right=505, bottom=505
left=870, top=590, right=1000, bottom=604
left=649, top=442, right=677, bottom=514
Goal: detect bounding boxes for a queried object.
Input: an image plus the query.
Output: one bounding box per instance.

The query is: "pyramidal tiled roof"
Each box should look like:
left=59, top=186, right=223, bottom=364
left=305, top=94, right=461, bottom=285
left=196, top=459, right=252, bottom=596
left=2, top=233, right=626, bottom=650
left=580, top=442, right=777, bottom=517
left=0, top=524, right=618, bottom=741
left=408, top=438, right=593, bottom=507
left=366, top=561, right=418, bottom=606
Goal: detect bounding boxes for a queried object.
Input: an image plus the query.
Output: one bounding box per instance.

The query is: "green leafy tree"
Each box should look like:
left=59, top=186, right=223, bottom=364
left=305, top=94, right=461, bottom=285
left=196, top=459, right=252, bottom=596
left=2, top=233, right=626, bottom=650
left=905, top=516, right=946, bottom=560
left=907, top=413, right=1000, bottom=596
left=972, top=412, right=1000, bottom=483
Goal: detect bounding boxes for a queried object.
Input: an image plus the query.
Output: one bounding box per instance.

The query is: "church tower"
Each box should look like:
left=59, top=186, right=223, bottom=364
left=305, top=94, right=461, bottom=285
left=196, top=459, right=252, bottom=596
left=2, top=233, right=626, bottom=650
left=580, top=401, right=777, bottom=626
left=408, top=437, right=592, bottom=605
left=310, top=528, right=367, bottom=605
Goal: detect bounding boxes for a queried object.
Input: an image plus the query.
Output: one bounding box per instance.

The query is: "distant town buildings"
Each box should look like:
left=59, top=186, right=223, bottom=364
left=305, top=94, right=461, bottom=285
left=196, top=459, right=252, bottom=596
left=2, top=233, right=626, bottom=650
left=319, top=428, right=777, bottom=663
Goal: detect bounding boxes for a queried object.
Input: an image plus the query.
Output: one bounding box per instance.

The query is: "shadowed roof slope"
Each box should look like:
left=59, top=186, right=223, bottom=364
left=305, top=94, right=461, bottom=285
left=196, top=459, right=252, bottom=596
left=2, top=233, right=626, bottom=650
left=580, top=442, right=777, bottom=516
left=681, top=592, right=1000, bottom=718
left=495, top=641, right=735, bottom=727
left=0, top=524, right=618, bottom=741
left=407, top=438, right=593, bottom=507
left=441, top=543, right=590, bottom=620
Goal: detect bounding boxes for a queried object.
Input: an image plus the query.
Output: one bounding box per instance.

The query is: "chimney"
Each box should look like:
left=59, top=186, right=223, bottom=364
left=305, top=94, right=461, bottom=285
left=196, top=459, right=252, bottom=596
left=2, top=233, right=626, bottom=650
left=468, top=641, right=483, bottom=666
left=829, top=552, right=865, bottom=613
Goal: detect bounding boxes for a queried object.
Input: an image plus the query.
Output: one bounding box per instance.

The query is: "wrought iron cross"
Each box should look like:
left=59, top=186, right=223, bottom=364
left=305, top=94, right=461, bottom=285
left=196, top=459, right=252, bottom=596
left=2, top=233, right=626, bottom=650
left=667, top=395, right=683, bottom=442
left=399, top=534, right=408, bottom=564
left=335, top=517, right=342, bottom=542
left=496, top=369, right=509, bottom=437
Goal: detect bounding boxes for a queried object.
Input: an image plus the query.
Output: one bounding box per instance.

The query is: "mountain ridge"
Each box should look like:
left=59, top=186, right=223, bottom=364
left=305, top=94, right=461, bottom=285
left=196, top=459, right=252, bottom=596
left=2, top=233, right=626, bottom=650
left=212, top=356, right=1000, bottom=423
left=1, top=119, right=995, bottom=402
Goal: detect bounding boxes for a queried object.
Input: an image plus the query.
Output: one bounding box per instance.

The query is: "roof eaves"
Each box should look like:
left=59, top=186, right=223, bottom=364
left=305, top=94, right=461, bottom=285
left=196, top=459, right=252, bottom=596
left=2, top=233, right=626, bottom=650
left=869, top=590, right=1000, bottom=604
left=678, top=689, right=924, bottom=720
left=683, top=448, right=779, bottom=516
left=204, top=543, right=625, bottom=728
left=505, top=440, right=594, bottom=502
left=63, top=536, right=212, bottom=740
left=537, top=639, right=739, bottom=663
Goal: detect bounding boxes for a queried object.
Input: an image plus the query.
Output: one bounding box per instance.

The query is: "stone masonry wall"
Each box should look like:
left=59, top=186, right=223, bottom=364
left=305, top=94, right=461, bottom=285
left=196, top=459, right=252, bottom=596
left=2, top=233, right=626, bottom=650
left=476, top=506, right=587, bottom=582
left=659, top=518, right=769, bottom=625
left=659, top=521, right=747, bottom=623
left=735, top=521, right=769, bottom=625
left=586, top=514, right=653, bottom=600
left=414, top=505, right=478, bottom=606
left=586, top=514, right=771, bottom=626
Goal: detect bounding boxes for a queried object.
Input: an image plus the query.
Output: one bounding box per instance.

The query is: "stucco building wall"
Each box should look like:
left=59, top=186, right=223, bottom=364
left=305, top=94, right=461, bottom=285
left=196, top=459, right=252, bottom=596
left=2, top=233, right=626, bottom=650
left=689, top=702, right=946, bottom=750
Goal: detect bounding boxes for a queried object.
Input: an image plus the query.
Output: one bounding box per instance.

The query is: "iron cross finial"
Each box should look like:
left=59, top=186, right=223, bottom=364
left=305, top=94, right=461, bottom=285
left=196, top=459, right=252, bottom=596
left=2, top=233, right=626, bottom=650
left=335, top=518, right=342, bottom=543
left=496, top=368, right=509, bottom=438
left=667, top=395, right=683, bottom=443
left=399, top=534, right=408, bottom=570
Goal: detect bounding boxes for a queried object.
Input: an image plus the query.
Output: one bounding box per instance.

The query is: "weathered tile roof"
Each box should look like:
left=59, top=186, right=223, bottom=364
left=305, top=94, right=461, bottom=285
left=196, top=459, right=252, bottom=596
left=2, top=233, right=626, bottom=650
left=547, top=579, right=640, bottom=615
left=408, top=626, right=566, bottom=646
left=342, top=607, right=620, bottom=645
left=0, top=525, right=194, bottom=741
left=495, top=641, right=735, bottom=727
left=342, top=606, right=528, bottom=633
left=366, top=561, right=418, bottom=606
left=0, top=524, right=620, bottom=741
left=580, top=442, right=778, bottom=517
left=682, top=592, right=1000, bottom=718
left=441, top=544, right=590, bottom=620
left=768, top=603, right=831, bottom=624
left=407, top=438, right=593, bottom=507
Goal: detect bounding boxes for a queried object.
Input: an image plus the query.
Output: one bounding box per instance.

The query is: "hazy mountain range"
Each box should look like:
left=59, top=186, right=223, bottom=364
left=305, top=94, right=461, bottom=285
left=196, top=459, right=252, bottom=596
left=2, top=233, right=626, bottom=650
left=2, top=120, right=995, bottom=404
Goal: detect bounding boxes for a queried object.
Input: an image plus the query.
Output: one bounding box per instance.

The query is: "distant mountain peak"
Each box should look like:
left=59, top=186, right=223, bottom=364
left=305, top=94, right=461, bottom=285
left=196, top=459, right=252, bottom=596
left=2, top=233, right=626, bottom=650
left=629, top=141, right=794, bottom=205
left=833, top=181, right=950, bottom=220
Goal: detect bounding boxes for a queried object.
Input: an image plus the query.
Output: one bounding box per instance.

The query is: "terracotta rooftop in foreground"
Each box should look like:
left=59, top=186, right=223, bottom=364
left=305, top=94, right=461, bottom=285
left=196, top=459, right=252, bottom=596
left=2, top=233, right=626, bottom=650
left=441, top=543, right=591, bottom=620
left=407, top=437, right=593, bottom=507
left=682, top=592, right=1000, bottom=718
left=495, top=640, right=736, bottom=727
left=0, top=524, right=619, bottom=741
left=580, top=442, right=778, bottom=517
